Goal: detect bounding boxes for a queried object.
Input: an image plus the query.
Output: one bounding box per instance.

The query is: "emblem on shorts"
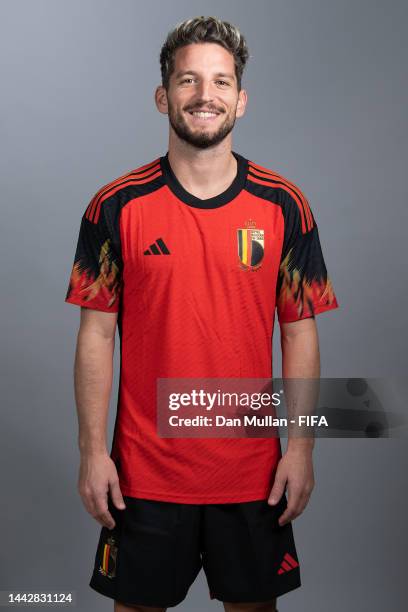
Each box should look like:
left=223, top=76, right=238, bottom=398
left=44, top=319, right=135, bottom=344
left=99, top=535, right=118, bottom=579
left=237, top=220, right=264, bottom=270
left=277, top=552, right=299, bottom=575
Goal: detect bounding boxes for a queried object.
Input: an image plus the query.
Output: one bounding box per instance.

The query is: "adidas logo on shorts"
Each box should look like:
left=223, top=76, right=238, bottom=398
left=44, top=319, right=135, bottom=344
left=277, top=552, right=299, bottom=575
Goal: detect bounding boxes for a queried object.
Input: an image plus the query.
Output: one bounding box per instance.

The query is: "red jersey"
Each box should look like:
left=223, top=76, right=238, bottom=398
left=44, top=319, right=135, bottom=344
left=65, top=151, right=338, bottom=503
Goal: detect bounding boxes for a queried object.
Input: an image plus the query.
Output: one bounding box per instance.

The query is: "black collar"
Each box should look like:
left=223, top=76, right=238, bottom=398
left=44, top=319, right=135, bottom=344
left=160, top=150, right=248, bottom=209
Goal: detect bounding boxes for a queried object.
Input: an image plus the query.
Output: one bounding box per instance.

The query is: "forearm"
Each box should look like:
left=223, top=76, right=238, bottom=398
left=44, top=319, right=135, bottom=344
left=74, top=328, right=115, bottom=455
left=281, top=319, right=320, bottom=453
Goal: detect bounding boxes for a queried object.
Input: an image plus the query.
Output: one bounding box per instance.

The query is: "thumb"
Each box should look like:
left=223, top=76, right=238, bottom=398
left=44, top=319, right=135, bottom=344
left=268, top=472, right=286, bottom=505
left=109, top=478, right=126, bottom=510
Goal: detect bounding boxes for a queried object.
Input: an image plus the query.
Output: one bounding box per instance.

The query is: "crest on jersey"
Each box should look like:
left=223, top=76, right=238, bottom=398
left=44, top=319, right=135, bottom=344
left=237, top=220, right=264, bottom=270
left=98, top=536, right=118, bottom=579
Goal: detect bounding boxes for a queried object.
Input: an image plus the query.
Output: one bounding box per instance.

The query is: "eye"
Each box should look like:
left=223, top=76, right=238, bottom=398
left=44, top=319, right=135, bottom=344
left=181, top=78, right=194, bottom=84
left=216, top=80, right=230, bottom=86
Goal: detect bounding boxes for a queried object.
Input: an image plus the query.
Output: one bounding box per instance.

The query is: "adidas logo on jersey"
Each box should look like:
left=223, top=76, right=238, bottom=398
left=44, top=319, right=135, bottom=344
left=277, top=552, right=299, bottom=575
left=144, top=238, right=171, bottom=255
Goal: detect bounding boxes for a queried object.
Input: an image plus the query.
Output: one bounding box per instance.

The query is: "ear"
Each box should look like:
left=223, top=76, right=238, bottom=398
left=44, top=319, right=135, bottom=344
left=235, top=88, right=248, bottom=119
left=155, top=85, right=169, bottom=115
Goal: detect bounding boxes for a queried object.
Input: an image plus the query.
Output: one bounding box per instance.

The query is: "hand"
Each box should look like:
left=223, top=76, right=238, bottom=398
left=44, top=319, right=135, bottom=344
left=78, top=452, right=126, bottom=529
left=267, top=448, right=315, bottom=526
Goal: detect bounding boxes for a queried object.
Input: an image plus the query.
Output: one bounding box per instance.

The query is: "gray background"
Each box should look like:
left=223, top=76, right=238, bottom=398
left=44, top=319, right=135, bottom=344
left=1, top=0, right=407, bottom=610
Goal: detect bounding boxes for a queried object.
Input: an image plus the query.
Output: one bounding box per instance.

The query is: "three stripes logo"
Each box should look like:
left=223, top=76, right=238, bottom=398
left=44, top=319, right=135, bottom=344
left=277, top=552, right=299, bottom=575
left=144, top=238, right=171, bottom=255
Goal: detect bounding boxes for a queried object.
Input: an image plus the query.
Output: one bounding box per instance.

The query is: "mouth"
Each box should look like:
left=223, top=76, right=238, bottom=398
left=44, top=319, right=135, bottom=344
left=187, top=110, right=221, bottom=122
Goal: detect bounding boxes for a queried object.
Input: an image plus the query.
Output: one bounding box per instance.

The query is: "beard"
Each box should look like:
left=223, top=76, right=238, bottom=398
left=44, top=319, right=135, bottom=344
left=167, top=100, right=237, bottom=149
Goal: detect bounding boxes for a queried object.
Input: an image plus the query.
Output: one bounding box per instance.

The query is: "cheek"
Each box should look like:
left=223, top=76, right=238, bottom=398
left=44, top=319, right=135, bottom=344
left=224, top=95, right=239, bottom=110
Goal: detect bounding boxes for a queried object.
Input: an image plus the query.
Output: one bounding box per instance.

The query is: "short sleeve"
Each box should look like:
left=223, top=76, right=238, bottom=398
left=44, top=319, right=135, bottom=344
left=65, top=196, right=123, bottom=313
left=276, top=192, right=339, bottom=323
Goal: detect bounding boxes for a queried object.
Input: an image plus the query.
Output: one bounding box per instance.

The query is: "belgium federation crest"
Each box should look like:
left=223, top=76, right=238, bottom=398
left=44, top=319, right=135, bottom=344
left=237, top=220, right=264, bottom=270
left=98, top=535, right=118, bottom=579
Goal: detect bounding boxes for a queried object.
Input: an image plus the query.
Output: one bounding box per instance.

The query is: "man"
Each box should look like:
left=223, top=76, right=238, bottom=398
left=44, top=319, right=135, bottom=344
left=65, top=16, right=338, bottom=612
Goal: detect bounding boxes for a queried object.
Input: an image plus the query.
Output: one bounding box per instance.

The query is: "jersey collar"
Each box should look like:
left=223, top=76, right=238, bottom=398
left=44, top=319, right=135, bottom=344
left=160, top=150, right=248, bottom=209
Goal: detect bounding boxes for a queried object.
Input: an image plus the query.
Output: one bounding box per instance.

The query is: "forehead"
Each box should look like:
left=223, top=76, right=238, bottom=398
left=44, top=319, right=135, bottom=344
left=173, top=42, right=235, bottom=75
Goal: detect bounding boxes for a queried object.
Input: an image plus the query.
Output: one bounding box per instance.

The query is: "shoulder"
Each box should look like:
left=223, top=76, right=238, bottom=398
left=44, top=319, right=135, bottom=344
left=84, top=156, right=163, bottom=223
left=246, top=157, right=315, bottom=233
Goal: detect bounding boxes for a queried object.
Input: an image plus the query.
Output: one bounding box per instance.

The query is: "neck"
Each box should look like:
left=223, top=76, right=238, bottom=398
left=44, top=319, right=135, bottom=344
left=167, top=138, right=237, bottom=200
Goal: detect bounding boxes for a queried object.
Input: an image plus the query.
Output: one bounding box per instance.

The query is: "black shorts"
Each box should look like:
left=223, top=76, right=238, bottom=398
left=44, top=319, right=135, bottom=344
left=89, top=495, right=301, bottom=608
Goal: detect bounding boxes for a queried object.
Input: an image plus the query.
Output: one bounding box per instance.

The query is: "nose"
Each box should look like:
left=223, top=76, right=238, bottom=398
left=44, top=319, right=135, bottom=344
left=195, top=79, right=214, bottom=101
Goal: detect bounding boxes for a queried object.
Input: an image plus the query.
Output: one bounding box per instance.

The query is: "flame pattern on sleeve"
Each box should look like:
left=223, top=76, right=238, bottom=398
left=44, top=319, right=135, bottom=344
left=66, top=239, right=121, bottom=311
left=276, top=225, right=338, bottom=322
left=65, top=209, right=123, bottom=313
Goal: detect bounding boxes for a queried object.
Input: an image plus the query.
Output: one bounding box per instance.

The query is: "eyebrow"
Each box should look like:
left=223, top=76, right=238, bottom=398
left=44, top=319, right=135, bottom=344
left=174, top=70, right=235, bottom=80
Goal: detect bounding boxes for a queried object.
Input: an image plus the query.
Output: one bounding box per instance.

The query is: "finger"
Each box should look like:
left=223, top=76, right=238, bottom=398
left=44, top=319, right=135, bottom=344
left=278, top=488, right=301, bottom=525
left=278, top=505, right=298, bottom=526
left=93, top=496, right=116, bottom=529
left=78, top=487, right=98, bottom=518
left=297, top=491, right=312, bottom=515
left=279, top=488, right=311, bottom=525
left=268, top=475, right=287, bottom=505
left=109, top=479, right=126, bottom=510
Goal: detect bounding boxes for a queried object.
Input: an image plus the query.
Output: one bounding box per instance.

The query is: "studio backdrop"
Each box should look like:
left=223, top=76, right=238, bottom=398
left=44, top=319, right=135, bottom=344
left=1, top=1, right=407, bottom=611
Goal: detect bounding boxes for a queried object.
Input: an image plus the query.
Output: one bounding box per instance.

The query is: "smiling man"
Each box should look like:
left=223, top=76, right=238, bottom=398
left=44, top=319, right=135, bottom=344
left=65, top=15, right=338, bottom=612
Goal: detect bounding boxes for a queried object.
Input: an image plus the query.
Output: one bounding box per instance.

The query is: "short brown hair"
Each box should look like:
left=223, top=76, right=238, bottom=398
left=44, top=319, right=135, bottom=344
left=159, top=16, right=250, bottom=91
